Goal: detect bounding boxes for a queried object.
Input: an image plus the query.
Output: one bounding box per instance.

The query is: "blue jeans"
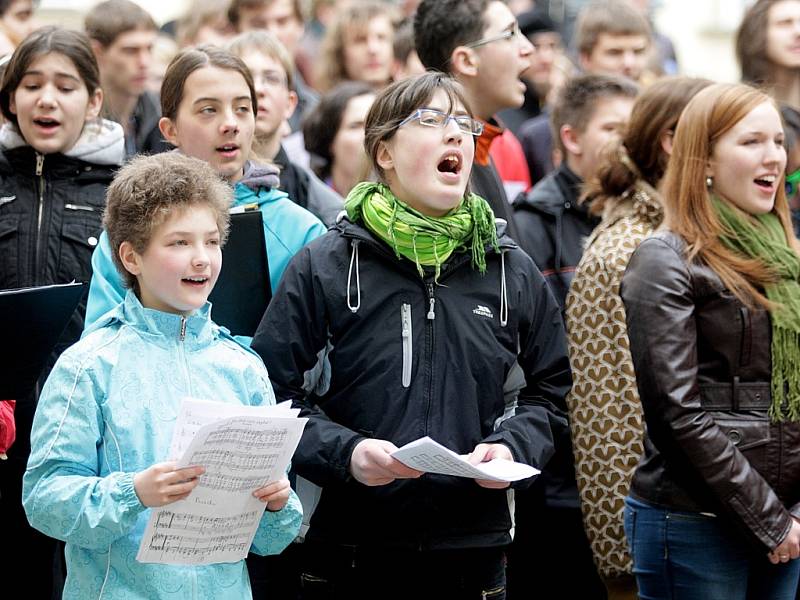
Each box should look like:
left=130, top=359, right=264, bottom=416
left=624, top=496, right=800, bottom=600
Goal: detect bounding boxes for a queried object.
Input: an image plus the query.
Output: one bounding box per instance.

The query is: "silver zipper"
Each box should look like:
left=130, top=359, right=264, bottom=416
left=426, top=284, right=436, bottom=320
left=401, top=303, right=412, bottom=387
left=179, top=316, right=187, bottom=341
left=34, top=153, right=45, bottom=278
left=65, top=203, right=96, bottom=212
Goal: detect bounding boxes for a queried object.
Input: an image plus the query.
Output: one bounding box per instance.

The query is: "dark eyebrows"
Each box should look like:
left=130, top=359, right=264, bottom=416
left=22, top=70, right=81, bottom=84
left=192, top=95, right=251, bottom=105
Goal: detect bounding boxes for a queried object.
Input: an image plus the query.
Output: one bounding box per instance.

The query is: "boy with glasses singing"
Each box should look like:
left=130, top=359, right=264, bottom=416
left=415, top=0, right=535, bottom=242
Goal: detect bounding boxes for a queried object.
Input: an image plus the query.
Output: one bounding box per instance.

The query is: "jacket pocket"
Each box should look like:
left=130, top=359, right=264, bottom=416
left=711, top=413, right=770, bottom=476
left=739, top=307, right=752, bottom=368
left=58, top=221, right=101, bottom=282
left=401, top=302, right=412, bottom=388
left=0, top=215, right=19, bottom=288
left=64, top=203, right=98, bottom=213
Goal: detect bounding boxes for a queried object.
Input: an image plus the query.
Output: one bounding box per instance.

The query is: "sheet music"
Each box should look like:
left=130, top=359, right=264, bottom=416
left=137, top=398, right=306, bottom=565
left=391, top=436, right=539, bottom=483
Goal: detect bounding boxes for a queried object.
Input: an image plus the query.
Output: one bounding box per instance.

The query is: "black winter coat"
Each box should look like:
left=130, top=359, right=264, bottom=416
left=513, top=163, right=599, bottom=309
left=0, top=146, right=115, bottom=361
left=252, top=217, right=570, bottom=550
left=622, top=231, right=800, bottom=552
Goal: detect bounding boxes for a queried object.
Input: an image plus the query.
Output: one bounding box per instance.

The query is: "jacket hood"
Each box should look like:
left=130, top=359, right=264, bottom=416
left=233, top=160, right=288, bottom=207
left=0, top=118, right=124, bottom=166
left=240, top=160, right=281, bottom=191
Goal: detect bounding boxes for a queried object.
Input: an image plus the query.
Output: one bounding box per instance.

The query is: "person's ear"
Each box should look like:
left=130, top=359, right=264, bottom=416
left=449, top=46, right=478, bottom=78
left=159, top=116, right=179, bottom=146
left=660, top=129, right=674, bottom=157
left=578, top=50, right=592, bottom=72
left=284, top=90, right=298, bottom=120
left=85, top=87, right=103, bottom=121
left=89, top=39, right=105, bottom=62
left=118, top=241, right=143, bottom=277
left=375, top=139, right=394, bottom=173
left=560, top=124, right=582, bottom=157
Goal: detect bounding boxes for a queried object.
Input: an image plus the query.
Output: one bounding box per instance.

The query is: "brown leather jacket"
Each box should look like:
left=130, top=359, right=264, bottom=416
left=621, top=231, right=800, bottom=552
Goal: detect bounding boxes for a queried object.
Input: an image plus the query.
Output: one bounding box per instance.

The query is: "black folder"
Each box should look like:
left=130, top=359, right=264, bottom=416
left=0, top=282, right=85, bottom=398
left=208, top=210, right=272, bottom=337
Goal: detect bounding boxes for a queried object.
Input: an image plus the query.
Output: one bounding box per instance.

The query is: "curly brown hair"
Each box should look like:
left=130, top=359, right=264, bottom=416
left=104, top=152, right=233, bottom=291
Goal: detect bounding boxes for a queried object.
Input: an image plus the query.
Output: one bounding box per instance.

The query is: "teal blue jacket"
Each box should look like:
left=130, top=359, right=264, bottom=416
left=23, top=291, right=302, bottom=599
left=84, top=179, right=326, bottom=331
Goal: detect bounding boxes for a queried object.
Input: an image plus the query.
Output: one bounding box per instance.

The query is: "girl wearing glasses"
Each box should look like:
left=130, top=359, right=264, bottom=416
left=621, top=83, right=800, bottom=599
left=251, top=71, right=570, bottom=599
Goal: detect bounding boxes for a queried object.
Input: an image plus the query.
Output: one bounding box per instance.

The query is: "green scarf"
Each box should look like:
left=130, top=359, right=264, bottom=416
left=712, top=196, right=800, bottom=421
left=344, top=181, right=499, bottom=279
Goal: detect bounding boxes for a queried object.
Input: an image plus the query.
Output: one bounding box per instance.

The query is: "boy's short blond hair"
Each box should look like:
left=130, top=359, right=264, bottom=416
left=575, top=0, right=651, bottom=57
left=104, top=153, right=233, bottom=291
left=226, top=29, right=295, bottom=91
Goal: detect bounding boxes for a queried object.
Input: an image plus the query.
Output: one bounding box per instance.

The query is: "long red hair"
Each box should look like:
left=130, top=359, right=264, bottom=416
left=663, top=83, right=800, bottom=308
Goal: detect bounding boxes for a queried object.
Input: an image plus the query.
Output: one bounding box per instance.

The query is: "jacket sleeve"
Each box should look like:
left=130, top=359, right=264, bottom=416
left=22, top=352, right=146, bottom=549
left=621, top=237, right=793, bottom=551
left=84, top=231, right=126, bottom=333
left=481, top=251, right=570, bottom=476
left=262, top=204, right=327, bottom=294
left=251, top=243, right=363, bottom=488
left=250, top=490, right=303, bottom=556
left=565, top=242, right=642, bottom=576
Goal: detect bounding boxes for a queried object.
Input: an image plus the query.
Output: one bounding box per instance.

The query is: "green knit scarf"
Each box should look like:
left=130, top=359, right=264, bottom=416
left=344, top=181, right=499, bottom=279
left=712, top=196, right=800, bottom=421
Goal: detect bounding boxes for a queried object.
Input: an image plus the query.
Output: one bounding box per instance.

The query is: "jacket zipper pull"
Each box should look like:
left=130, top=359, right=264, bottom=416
left=35, top=153, right=43, bottom=176
left=179, top=317, right=187, bottom=341
left=426, top=284, right=436, bottom=320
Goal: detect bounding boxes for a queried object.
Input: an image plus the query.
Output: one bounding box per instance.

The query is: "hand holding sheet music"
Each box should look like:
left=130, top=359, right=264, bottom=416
left=390, top=436, right=539, bottom=483
left=137, top=398, right=306, bottom=565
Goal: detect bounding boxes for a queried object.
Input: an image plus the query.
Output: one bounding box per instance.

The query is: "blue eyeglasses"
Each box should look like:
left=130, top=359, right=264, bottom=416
left=398, top=108, right=484, bottom=136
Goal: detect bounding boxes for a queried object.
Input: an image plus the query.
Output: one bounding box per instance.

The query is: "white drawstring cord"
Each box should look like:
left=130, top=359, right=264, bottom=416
left=347, top=240, right=361, bottom=313
left=500, top=250, right=508, bottom=327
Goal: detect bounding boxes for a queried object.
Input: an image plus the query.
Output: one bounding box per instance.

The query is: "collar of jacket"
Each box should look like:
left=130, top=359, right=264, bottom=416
left=475, top=119, right=504, bottom=166
left=112, top=289, right=217, bottom=346
left=516, top=162, right=587, bottom=217
left=335, top=214, right=517, bottom=257
left=0, top=145, right=116, bottom=178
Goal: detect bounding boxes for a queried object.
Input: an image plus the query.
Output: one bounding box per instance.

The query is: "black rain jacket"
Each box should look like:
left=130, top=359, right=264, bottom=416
left=252, top=216, right=570, bottom=550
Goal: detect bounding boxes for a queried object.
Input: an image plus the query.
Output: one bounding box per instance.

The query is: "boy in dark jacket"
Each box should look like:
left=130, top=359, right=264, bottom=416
left=414, top=0, right=535, bottom=242
left=514, top=74, right=637, bottom=308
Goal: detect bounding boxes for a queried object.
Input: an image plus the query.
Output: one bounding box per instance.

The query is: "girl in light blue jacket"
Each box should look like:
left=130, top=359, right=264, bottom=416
left=23, top=153, right=302, bottom=599
left=84, top=45, right=326, bottom=332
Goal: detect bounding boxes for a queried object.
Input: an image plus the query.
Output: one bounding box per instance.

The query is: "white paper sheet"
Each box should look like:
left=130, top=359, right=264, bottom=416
left=137, top=398, right=306, bottom=565
left=391, top=436, right=539, bottom=483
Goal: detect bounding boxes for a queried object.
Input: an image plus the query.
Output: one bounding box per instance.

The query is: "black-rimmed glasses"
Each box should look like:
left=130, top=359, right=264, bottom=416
left=398, top=108, right=484, bottom=136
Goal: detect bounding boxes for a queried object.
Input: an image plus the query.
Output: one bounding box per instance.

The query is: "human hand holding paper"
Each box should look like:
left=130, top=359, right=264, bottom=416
left=350, top=438, right=424, bottom=486
left=254, top=476, right=291, bottom=511
left=390, top=436, right=539, bottom=483
left=467, top=443, right=514, bottom=489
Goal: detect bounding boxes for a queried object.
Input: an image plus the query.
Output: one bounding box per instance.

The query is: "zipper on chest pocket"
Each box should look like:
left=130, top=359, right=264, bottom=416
left=401, top=303, right=413, bottom=387
left=64, top=203, right=96, bottom=212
